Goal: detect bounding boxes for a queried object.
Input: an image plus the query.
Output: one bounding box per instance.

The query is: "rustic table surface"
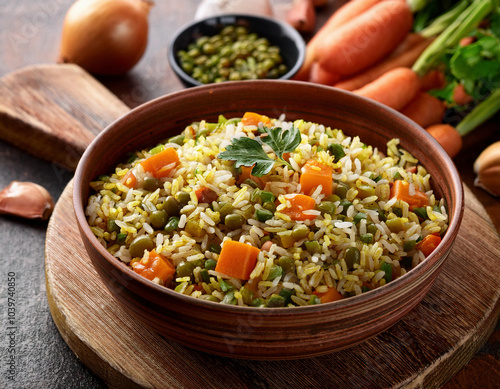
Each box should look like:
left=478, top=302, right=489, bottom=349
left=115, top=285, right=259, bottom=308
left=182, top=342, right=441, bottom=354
left=0, top=1, right=498, bottom=388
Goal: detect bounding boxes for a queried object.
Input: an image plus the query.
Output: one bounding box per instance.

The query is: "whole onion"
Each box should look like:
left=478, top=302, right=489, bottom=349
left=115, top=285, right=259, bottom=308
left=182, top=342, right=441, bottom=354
left=58, top=0, right=153, bottom=75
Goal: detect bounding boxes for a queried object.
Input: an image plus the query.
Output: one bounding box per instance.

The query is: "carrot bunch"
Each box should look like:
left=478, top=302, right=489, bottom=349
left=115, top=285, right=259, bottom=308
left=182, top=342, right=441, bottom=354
left=294, top=0, right=499, bottom=159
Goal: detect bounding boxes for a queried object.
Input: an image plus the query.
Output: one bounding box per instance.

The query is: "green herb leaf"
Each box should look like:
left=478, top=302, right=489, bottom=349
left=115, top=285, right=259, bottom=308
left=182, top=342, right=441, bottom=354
left=260, top=125, right=301, bottom=161
left=218, top=136, right=275, bottom=177
left=217, top=125, right=301, bottom=177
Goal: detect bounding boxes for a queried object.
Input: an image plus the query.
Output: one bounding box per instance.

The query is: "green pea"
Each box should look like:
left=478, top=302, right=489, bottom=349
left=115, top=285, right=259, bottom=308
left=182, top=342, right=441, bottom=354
left=278, top=256, right=295, bottom=274
left=403, top=240, right=417, bottom=252
left=168, top=134, right=185, bottom=145
left=177, top=261, right=196, bottom=278
left=335, top=183, right=349, bottom=199
left=339, top=200, right=353, bottom=216
left=328, top=143, right=346, bottom=162
left=367, top=223, right=378, bottom=235
left=305, top=241, right=321, bottom=255
left=316, top=201, right=336, bottom=217
left=142, top=176, right=162, bottom=191
left=352, top=212, right=367, bottom=224
left=357, top=185, right=375, bottom=199
left=267, top=294, right=285, bottom=307
left=163, top=196, right=181, bottom=217
left=205, top=259, right=217, bottom=271
left=279, top=288, right=294, bottom=306
left=129, top=235, right=154, bottom=258
left=291, top=224, right=309, bottom=240
left=360, top=233, right=373, bottom=244
left=324, top=194, right=340, bottom=203
left=208, top=243, right=221, bottom=255
left=268, top=266, right=283, bottom=281
left=380, top=261, right=392, bottom=283
left=225, top=213, right=245, bottom=230
left=251, top=297, right=265, bottom=307
left=344, top=247, right=360, bottom=270
left=150, top=210, right=168, bottom=229
left=107, top=219, right=120, bottom=233
left=185, top=220, right=205, bottom=238
left=214, top=202, right=233, bottom=221
left=116, top=233, right=127, bottom=245
left=164, top=216, right=179, bottom=234
left=255, top=208, right=273, bottom=222
left=175, top=191, right=191, bottom=207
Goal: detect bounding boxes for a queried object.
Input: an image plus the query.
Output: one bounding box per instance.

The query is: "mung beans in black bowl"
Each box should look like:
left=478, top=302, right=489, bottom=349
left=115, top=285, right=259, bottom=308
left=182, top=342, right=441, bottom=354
left=168, top=14, right=305, bottom=87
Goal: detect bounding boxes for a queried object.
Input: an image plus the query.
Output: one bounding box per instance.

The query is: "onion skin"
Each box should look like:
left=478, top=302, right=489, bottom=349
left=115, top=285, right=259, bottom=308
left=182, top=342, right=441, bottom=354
left=59, top=0, right=152, bottom=75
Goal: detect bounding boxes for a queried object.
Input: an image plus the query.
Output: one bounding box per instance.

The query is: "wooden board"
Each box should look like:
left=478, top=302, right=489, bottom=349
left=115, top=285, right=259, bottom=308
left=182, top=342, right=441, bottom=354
left=0, top=64, right=129, bottom=170
left=45, top=181, right=500, bottom=389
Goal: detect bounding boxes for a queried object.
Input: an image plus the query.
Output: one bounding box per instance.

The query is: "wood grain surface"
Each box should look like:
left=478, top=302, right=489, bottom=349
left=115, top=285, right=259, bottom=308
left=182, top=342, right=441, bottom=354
left=0, top=64, right=129, bottom=170
left=45, top=181, right=500, bottom=389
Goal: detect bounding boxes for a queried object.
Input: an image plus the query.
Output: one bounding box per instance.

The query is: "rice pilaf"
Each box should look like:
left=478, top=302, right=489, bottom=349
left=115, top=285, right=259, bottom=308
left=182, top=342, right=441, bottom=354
left=85, top=113, right=448, bottom=307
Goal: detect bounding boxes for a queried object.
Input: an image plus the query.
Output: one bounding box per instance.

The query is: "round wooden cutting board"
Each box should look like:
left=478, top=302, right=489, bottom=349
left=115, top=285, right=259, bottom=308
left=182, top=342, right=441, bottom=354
left=45, top=181, right=500, bottom=389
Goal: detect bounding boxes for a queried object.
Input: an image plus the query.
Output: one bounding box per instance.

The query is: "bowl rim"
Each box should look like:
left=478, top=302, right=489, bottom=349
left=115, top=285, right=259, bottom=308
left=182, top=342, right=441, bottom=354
left=73, top=80, right=464, bottom=316
left=167, top=13, right=306, bottom=87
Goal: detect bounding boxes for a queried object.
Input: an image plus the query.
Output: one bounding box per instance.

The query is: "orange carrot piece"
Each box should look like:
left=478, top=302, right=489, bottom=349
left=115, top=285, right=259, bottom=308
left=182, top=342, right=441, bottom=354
left=132, top=249, right=175, bottom=285
left=420, top=69, right=446, bottom=91
left=334, top=36, right=432, bottom=91
left=300, top=159, right=333, bottom=196
left=241, top=112, right=271, bottom=127
left=236, top=165, right=264, bottom=188
left=313, top=286, right=343, bottom=303
left=416, top=234, right=442, bottom=257
left=353, top=67, right=421, bottom=111
left=316, top=1, right=413, bottom=76
left=215, top=240, right=261, bottom=280
left=293, top=0, right=382, bottom=81
left=140, top=147, right=179, bottom=178
left=425, top=124, right=463, bottom=159
left=390, top=180, right=429, bottom=210
left=308, top=62, right=341, bottom=85
left=400, top=91, right=446, bottom=128
left=121, top=170, right=137, bottom=189
left=281, top=193, right=317, bottom=221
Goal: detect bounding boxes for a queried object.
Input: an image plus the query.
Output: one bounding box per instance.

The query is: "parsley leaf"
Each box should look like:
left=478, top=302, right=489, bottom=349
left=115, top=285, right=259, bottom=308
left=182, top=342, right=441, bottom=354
left=217, top=125, right=301, bottom=177
left=260, top=125, right=302, bottom=161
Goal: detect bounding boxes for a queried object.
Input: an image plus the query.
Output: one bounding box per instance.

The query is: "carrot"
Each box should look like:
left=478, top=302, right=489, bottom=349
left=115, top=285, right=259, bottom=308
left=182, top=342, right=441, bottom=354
left=132, top=249, right=175, bottom=285
left=286, top=0, right=316, bottom=34
left=453, top=84, right=474, bottom=106
left=300, top=159, right=333, bottom=196
left=308, top=62, right=341, bottom=85
left=313, top=286, right=343, bottom=303
left=425, top=124, right=463, bottom=158
left=400, top=91, right=446, bottom=128
left=195, top=186, right=218, bottom=204
left=140, top=147, right=179, bottom=178
left=316, top=1, right=413, bottom=76
left=281, top=193, right=317, bottom=221
left=390, top=180, right=429, bottom=210
left=215, top=240, right=261, bottom=280
left=420, top=69, right=446, bottom=91
left=293, top=0, right=381, bottom=81
left=333, top=36, right=432, bottom=91
left=353, top=67, right=421, bottom=111
left=416, top=234, right=442, bottom=257
left=121, top=170, right=137, bottom=189
left=241, top=112, right=271, bottom=127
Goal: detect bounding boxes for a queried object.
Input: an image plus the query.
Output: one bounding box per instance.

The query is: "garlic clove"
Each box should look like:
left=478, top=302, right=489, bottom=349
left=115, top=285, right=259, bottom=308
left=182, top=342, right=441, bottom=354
left=0, top=181, right=55, bottom=220
left=474, top=165, right=500, bottom=197
left=473, top=141, right=500, bottom=174
left=195, top=0, right=273, bottom=20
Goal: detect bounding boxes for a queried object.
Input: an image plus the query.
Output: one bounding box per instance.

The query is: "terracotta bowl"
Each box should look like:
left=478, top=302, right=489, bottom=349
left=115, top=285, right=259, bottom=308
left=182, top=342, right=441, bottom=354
left=168, top=14, right=305, bottom=87
left=73, top=80, right=464, bottom=360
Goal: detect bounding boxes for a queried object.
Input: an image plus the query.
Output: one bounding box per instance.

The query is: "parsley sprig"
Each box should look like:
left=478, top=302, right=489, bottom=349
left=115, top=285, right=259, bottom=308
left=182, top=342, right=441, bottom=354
left=218, top=124, right=301, bottom=177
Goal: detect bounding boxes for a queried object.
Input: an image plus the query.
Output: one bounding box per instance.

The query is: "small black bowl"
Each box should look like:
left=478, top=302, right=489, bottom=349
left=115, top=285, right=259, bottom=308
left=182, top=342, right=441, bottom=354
left=168, top=14, right=306, bottom=87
